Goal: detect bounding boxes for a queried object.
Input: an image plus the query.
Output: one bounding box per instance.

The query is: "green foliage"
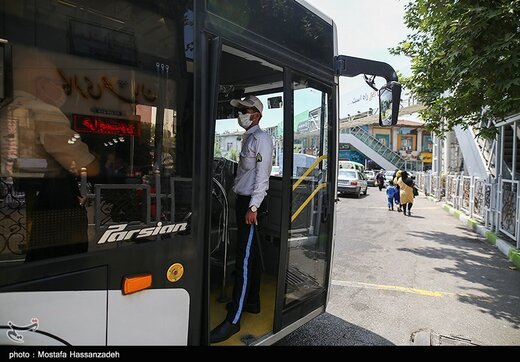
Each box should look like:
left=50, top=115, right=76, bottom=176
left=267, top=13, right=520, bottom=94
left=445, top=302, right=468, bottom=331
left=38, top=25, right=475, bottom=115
left=214, top=143, right=222, bottom=157
left=228, top=148, right=239, bottom=162
left=391, top=0, right=520, bottom=139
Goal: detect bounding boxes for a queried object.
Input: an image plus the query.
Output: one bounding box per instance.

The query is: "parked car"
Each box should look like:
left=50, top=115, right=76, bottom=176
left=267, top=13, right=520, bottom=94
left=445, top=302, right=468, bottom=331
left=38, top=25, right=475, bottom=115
left=365, top=170, right=377, bottom=186
left=337, top=169, right=368, bottom=198
left=384, top=170, right=396, bottom=185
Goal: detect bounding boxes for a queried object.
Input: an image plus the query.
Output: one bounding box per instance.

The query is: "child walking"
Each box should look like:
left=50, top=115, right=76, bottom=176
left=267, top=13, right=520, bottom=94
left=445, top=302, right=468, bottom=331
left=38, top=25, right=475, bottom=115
left=386, top=181, right=396, bottom=211
left=393, top=183, right=401, bottom=212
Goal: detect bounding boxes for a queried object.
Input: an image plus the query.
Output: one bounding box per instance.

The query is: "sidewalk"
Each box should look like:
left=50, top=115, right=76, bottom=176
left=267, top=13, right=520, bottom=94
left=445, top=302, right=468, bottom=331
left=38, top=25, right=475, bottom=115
left=424, top=194, right=520, bottom=269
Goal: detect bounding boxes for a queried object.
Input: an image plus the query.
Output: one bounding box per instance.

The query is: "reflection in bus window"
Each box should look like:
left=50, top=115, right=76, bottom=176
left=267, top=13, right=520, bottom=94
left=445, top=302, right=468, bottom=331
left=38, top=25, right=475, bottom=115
left=0, top=0, right=194, bottom=263
left=2, top=47, right=98, bottom=261
left=287, top=78, right=330, bottom=307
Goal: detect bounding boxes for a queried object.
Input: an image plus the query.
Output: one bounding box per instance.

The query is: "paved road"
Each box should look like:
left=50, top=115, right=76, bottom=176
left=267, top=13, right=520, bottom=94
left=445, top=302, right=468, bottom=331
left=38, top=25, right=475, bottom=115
left=277, top=187, right=520, bottom=346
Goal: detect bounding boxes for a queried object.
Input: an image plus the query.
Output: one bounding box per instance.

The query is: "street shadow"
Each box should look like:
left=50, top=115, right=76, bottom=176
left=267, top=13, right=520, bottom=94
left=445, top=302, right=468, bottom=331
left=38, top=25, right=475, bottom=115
left=400, top=228, right=520, bottom=329
left=274, top=312, right=394, bottom=346
left=337, top=193, right=369, bottom=199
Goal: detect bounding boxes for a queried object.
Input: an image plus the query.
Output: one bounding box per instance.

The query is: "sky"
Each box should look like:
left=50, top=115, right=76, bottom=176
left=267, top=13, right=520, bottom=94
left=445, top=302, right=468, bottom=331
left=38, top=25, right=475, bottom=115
left=306, top=0, right=411, bottom=77
left=216, top=0, right=412, bottom=133
left=305, top=0, right=412, bottom=117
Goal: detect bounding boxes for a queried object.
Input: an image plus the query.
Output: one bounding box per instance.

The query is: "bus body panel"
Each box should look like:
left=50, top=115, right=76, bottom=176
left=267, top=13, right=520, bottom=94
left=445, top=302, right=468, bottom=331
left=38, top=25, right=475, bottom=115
left=0, top=289, right=190, bottom=346
left=0, top=290, right=106, bottom=345
left=107, top=289, right=189, bottom=345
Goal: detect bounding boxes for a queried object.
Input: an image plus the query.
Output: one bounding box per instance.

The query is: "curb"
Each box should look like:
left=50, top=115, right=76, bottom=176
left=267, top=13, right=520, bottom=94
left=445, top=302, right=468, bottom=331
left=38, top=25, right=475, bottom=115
left=426, top=196, right=519, bottom=268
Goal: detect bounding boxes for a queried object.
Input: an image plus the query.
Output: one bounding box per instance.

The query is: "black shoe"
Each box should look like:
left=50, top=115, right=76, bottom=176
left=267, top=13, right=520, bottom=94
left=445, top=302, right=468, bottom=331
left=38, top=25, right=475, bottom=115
left=210, top=320, right=240, bottom=343
left=226, top=301, right=261, bottom=314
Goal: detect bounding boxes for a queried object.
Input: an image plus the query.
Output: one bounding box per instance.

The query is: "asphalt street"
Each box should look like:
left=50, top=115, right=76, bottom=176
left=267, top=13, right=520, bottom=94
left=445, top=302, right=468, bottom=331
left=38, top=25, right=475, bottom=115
left=277, top=187, right=520, bottom=346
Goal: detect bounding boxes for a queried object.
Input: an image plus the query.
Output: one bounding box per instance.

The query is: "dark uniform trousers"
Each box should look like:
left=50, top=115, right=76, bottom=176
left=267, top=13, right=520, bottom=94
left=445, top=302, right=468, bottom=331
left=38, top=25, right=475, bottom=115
left=227, top=194, right=262, bottom=324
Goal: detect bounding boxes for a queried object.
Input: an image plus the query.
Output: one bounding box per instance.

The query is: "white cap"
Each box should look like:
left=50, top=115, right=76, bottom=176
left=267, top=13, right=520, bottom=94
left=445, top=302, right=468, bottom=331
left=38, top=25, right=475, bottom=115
left=230, top=95, right=263, bottom=114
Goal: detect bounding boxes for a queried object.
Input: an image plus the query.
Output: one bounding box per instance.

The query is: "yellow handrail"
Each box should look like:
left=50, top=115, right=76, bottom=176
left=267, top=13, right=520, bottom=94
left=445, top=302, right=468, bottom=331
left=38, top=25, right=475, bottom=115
left=292, top=154, right=327, bottom=191
left=291, top=182, right=327, bottom=222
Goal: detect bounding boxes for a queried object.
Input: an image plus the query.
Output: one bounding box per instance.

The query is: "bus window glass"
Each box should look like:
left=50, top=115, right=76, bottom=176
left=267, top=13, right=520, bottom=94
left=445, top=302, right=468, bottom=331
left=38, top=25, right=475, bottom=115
left=0, top=0, right=194, bottom=263
left=286, top=77, right=330, bottom=307
left=206, top=0, right=333, bottom=68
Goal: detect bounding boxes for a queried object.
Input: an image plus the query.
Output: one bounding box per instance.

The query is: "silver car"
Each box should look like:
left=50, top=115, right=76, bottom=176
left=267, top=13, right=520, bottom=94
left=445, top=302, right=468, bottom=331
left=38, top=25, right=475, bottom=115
left=384, top=170, right=396, bottom=185
left=337, top=169, right=368, bottom=198
left=365, top=170, right=377, bottom=186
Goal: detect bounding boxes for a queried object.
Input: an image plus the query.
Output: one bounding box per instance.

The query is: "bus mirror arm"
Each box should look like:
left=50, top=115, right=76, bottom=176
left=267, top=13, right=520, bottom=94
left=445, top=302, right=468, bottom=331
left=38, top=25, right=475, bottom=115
left=363, top=74, right=378, bottom=92
left=334, top=55, right=398, bottom=83
left=335, top=55, right=401, bottom=127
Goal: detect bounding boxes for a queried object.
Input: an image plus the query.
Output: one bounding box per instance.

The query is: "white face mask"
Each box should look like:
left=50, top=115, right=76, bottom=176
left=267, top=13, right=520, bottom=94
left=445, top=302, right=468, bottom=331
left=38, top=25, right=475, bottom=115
left=238, top=112, right=253, bottom=129
left=36, top=77, right=67, bottom=108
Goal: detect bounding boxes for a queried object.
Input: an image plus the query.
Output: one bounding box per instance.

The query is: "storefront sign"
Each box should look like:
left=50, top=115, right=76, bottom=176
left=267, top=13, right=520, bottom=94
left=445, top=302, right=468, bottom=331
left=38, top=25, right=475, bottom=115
left=73, top=114, right=141, bottom=136
left=420, top=152, right=432, bottom=163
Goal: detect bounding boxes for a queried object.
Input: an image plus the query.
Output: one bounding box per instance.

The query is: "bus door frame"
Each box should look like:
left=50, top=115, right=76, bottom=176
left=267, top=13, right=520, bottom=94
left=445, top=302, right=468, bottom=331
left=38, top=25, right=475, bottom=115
left=201, top=34, right=337, bottom=345
left=272, top=69, right=336, bottom=335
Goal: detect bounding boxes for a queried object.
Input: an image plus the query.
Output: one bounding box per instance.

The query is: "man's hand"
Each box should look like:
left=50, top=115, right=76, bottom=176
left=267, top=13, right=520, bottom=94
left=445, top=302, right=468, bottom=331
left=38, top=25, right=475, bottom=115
left=245, top=210, right=257, bottom=225
left=77, top=195, right=87, bottom=207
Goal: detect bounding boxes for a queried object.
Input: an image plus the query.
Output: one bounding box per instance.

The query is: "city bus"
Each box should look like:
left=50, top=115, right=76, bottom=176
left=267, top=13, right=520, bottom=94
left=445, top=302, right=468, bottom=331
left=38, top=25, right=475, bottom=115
left=0, top=0, right=400, bottom=346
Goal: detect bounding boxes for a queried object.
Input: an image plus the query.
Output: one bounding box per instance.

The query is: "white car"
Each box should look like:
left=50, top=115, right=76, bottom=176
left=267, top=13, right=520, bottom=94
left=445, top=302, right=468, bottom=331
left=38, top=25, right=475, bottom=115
left=337, top=169, right=368, bottom=198
left=384, top=170, right=396, bottom=185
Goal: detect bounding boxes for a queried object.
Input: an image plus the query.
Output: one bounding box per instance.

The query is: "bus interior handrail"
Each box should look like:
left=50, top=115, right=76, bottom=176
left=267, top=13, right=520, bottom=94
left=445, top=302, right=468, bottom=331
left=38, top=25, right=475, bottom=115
left=292, top=154, right=327, bottom=191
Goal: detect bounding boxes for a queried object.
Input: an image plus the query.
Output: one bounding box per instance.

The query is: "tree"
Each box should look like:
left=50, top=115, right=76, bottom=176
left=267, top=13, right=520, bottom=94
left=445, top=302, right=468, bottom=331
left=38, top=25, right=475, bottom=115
left=391, top=0, right=520, bottom=139
left=228, top=148, right=239, bottom=162
left=214, top=143, right=222, bottom=158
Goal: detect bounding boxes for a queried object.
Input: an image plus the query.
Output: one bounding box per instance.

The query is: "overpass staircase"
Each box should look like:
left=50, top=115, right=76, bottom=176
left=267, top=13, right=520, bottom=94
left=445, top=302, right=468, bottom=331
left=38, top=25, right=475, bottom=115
left=341, top=126, right=423, bottom=171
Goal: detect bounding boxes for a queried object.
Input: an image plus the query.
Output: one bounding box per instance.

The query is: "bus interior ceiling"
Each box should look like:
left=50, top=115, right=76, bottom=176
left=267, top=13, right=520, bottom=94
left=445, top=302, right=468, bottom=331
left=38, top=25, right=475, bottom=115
left=216, top=48, right=283, bottom=118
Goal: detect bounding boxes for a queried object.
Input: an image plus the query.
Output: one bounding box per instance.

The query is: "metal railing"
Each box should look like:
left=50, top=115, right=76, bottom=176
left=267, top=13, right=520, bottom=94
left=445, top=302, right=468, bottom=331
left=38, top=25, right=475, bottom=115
left=345, top=126, right=423, bottom=171
left=471, top=120, right=496, bottom=176
left=416, top=172, right=519, bottom=248
left=498, top=179, right=519, bottom=244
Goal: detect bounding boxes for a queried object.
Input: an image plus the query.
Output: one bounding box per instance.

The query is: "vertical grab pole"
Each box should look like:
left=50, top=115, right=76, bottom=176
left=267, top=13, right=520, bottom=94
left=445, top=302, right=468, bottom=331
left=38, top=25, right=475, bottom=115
left=212, top=178, right=229, bottom=302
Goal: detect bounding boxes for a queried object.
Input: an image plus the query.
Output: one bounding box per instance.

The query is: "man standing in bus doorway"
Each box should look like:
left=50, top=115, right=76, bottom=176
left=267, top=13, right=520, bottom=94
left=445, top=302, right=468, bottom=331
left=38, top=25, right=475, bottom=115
left=210, top=95, right=273, bottom=343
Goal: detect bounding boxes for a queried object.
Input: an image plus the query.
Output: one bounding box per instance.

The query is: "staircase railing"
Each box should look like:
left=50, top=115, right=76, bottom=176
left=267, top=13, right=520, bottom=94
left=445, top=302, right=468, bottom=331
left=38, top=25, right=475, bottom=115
left=345, top=126, right=423, bottom=171
left=470, top=120, right=496, bottom=176
left=503, top=123, right=520, bottom=179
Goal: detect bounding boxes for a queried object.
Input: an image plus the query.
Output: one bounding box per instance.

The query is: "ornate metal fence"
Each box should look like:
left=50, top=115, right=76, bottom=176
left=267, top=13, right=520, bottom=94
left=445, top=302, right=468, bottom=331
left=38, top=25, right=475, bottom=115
left=445, top=175, right=457, bottom=206
left=415, top=173, right=519, bottom=248
left=472, top=178, right=486, bottom=222
left=460, top=176, right=472, bottom=214
left=433, top=174, right=443, bottom=200
left=411, top=172, right=445, bottom=203
left=416, top=173, right=425, bottom=193
left=499, top=180, right=519, bottom=247
left=484, top=182, right=496, bottom=231
left=0, top=178, right=28, bottom=260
